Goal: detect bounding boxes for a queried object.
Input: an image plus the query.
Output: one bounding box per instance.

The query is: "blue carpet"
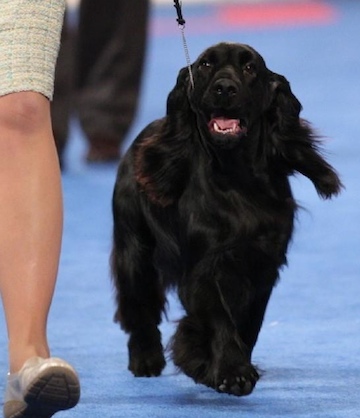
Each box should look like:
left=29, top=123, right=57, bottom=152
left=1, top=1, right=359, bottom=416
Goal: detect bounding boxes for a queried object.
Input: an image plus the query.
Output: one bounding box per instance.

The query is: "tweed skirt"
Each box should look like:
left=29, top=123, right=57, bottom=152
left=0, top=0, right=65, bottom=100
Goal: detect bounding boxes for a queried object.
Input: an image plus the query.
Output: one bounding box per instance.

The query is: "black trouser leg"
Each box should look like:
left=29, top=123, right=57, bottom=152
left=76, top=0, right=149, bottom=158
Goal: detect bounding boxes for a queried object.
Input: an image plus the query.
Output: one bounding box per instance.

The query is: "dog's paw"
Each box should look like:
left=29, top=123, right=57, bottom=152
left=216, top=364, right=259, bottom=396
left=129, top=348, right=166, bottom=377
left=128, top=328, right=166, bottom=377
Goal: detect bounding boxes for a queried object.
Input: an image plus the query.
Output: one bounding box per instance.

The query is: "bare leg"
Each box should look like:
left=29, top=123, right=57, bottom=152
left=0, top=92, right=62, bottom=373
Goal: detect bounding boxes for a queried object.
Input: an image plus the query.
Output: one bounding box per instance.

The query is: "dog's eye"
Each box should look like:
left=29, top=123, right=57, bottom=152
left=199, top=60, right=212, bottom=68
left=244, top=63, right=256, bottom=75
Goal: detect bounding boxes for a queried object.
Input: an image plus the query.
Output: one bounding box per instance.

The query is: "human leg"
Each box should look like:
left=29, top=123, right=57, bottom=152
left=0, top=91, right=80, bottom=418
left=76, top=0, right=150, bottom=162
left=0, top=0, right=80, bottom=415
left=0, top=92, right=63, bottom=374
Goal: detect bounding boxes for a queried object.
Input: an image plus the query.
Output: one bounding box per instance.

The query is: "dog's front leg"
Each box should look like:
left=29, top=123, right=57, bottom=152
left=211, top=320, right=260, bottom=396
left=171, top=312, right=259, bottom=396
left=209, top=276, right=261, bottom=396
left=172, top=268, right=259, bottom=396
left=111, top=178, right=166, bottom=377
left=112, top=234, right=166, bottom=377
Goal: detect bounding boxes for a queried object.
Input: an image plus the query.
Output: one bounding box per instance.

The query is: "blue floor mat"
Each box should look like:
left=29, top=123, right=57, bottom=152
left=1, top=1, right=359, bottom=417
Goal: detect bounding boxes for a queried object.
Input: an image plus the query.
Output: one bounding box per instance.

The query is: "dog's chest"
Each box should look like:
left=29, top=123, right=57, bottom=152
left=179, top=171, right=290, bottom=241
left=147, top=174, right=294, bottom=285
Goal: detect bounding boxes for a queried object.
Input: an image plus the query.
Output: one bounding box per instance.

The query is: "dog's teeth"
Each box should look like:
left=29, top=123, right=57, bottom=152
left=214, top=122, right=236, bottom=135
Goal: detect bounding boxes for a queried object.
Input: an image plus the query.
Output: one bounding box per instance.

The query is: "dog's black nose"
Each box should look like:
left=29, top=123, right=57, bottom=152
left=213, top=79, right=239, bottom=98
left=212, top=79, right=239, bottom=107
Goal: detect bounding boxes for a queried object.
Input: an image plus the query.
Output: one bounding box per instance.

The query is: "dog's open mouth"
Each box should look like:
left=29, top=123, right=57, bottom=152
left=208, top=116, right=247, bottom=137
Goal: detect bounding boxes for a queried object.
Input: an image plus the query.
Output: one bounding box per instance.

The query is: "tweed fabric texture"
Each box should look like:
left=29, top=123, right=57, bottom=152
left=0, top=0, right=65, bottom=99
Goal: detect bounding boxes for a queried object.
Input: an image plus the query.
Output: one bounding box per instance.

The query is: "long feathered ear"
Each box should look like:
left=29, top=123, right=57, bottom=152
left=263, top=71, right=310, bottom=164
left=267, top=72, right=302, bottom=133
left=166, top=67, right=192, bottom=119
left=266, top=72, right=343, bottom=199
left=134, top=67, right=193, bottom=207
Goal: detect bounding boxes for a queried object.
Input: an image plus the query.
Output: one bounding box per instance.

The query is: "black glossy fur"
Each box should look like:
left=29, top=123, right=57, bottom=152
left=111, top=43, right=342, bottom=396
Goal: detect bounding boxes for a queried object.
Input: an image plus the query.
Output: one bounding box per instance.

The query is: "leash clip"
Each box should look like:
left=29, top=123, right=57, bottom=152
left=174, top=0, right=186, bottom=26
left=173, top=1, right=194, bottom=89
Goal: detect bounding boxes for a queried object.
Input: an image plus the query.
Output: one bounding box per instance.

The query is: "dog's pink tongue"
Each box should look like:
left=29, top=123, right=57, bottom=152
left=214, top=117, right=239, bottom=130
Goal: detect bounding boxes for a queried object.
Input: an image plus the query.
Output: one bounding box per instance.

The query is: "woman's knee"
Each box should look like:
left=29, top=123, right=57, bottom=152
left=0, top=92, right=50, bottom=137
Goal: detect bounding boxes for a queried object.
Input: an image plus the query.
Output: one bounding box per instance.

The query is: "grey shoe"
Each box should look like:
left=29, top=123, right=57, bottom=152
left=3, top=357, right=80, bottom=418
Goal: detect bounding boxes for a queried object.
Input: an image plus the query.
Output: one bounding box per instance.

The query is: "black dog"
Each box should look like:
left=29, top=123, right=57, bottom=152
left=111, top=42, right=342, bottom=396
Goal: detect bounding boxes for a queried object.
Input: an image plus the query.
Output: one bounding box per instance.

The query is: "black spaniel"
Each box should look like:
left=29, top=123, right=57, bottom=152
left=111, top=42, right=342, bottom=396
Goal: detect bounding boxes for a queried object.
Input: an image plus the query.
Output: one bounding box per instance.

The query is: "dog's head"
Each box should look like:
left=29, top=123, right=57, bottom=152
left=167, top=42, right=302, bottom=150
left=135, top=42, right=337, bottom=206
